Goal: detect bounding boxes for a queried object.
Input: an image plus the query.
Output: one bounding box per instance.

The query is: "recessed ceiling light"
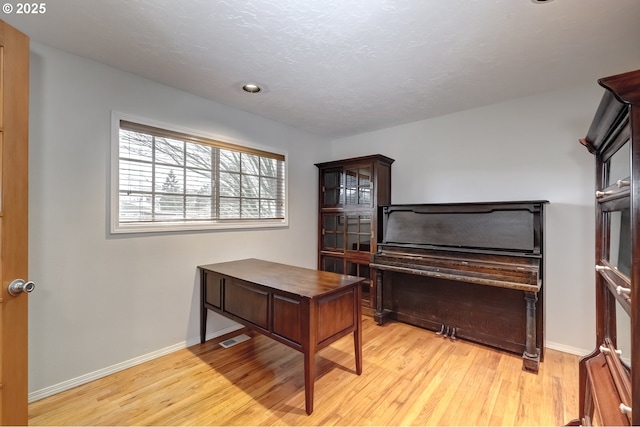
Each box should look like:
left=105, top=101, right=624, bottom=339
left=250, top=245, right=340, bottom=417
left=531, top=0, right=554, bottom=3
left=242, top=83, right=262, bottom=93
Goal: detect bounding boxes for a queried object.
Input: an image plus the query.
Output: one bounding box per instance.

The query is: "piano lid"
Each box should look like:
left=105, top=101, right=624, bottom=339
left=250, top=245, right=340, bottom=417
left=378, top=201, right=547, bottom=254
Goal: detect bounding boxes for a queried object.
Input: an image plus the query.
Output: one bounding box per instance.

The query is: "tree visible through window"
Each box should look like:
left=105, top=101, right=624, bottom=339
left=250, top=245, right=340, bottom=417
left=115, top=119, right=286, bottom=231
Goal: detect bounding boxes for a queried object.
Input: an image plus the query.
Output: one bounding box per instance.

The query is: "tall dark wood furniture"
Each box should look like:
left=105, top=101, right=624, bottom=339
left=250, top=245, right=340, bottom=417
left=371, top=201, right=547, bottom=372
left=199, top=258, right=364, bottom=415
left=315, top=154, right=394, bottom=315
left=576, top=69, right=640, bottom=426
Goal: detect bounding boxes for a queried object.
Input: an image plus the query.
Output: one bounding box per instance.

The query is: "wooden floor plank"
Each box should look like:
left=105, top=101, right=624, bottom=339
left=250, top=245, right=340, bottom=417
left=29, top=317, right=579, bottom=426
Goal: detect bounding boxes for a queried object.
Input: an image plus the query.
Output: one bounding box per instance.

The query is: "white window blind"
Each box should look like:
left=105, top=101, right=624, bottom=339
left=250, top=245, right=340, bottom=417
left=112, top=117, right=286, bottom=233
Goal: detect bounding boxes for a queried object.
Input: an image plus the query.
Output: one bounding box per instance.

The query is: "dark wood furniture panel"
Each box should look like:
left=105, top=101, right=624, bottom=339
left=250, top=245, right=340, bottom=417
left=199, top=258, right=364, bottom=415
left=372, top=201, right=546, bottom=372
left=315, top=154, right=394, bottom=314
left=204, top=271, right=222, bottom=308
left=317, top=290, right=356, bottom=344
left=575, top=69, right=640, bottom=426
left=224, top=279, right=269, bottom=330
left=383, top=273, right=528, bottom=354
left=272, top=294, right=301, bottom=344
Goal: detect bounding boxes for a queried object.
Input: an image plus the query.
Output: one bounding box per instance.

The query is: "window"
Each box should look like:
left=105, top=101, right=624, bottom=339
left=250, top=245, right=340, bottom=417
left=111, top=114, right=287, bottom=233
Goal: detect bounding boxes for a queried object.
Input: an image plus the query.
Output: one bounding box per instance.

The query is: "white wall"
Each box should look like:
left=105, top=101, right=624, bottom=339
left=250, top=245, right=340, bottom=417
left=27, top=39, right=605, bottom=400
left=27, top=42, right=328, bottom=398
left=329, top=85, right=602, bottom=355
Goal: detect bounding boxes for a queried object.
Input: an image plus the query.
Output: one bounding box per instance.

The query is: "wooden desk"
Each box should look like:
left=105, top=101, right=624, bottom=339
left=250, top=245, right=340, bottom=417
left=199, top=258, right=364, bottom=415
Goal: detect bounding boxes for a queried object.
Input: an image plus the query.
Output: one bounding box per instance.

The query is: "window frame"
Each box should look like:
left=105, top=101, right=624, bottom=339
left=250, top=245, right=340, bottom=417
left=110, top=112, right=289, bottom=234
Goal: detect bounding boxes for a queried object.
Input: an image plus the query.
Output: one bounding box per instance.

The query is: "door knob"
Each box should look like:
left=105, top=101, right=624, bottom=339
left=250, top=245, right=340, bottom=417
left=8, top=279, right=35, bottom=296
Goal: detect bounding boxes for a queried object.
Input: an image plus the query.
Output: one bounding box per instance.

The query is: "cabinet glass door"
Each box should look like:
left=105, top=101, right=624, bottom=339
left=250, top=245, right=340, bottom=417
left=344, top=165, right=372, bottom=206
left=321, top=255, right=344, bottom=274
left=322, top=167, right=343, bottom=206
left=616, top=298, right=631, bottom=368
left=607, top=139, right=630, bottom=188
left=322, top=213, right=345, bottom=251
left=609, top=208, right=631, bottom=278
left=346, top=261, right=372, bottom=305
left=346, top=214, right=371, bottom=252
left=322, top=164, right=372, bottom=207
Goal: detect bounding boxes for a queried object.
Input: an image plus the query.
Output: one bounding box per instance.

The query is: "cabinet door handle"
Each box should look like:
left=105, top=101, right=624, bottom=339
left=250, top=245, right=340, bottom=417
left=616, top=286, right=631, bottom=296
left=600, top=344, right=622, bottom=355
left=620, top=403, right=632, bottom=415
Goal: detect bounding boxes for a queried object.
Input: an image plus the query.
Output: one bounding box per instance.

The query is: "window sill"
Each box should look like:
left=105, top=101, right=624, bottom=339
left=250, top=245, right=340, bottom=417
left=110, top=219, right=288, bottom=234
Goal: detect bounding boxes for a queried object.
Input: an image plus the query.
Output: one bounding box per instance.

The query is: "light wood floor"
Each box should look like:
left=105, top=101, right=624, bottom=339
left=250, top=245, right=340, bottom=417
left=29, top=316, right=580, bottom=425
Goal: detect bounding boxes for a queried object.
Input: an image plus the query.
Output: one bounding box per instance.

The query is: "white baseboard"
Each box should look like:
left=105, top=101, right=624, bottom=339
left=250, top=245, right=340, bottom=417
left=28, top=324, right=244, bottom=403
left=545, top=341, right=631, bottom=366
left=544, top=341, right=590, bottom=357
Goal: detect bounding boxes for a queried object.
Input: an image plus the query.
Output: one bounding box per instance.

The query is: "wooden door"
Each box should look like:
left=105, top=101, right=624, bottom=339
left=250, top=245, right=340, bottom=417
left=0, top=20, right=30, bottom=426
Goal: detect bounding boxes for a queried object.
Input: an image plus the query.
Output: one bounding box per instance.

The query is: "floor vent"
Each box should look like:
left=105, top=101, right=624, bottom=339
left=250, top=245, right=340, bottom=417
left=219, top=334, right=251, bottom=348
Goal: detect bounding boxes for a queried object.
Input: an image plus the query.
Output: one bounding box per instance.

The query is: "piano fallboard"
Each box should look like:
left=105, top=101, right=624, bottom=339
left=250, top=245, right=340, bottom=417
left=371, top=245, right=541, bottom=292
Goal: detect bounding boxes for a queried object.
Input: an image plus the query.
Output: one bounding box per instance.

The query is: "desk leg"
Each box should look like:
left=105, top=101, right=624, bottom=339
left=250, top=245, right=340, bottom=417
left=200, top=307, right=207, bottom=344
left=303, top=299, right=316, bottom=415
left=200, top=270, right=207, bottom=344
left=303, top=349, right=315, bottom=415
left=354, top=284, right=363, bottom=375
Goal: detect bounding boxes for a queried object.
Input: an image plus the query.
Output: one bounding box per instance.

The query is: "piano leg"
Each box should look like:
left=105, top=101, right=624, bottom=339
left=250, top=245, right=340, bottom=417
left=374, top=269, right=390, bottom=325
left=522, top=291, right=540, bottom=372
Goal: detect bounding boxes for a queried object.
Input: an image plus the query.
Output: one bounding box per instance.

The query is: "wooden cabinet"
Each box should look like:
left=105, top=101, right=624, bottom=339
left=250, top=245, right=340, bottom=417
left=576, top=69, right=640, bottom=426
left=315, top=155, right=394, bottom=314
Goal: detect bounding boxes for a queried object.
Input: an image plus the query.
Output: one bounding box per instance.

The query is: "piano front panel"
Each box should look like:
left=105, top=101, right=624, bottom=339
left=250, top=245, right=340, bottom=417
left=382, top=271, right=529, bottom=354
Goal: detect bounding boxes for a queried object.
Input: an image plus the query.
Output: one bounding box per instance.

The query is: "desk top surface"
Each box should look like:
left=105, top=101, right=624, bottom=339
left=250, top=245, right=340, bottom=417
left=199, top=258, right=365, bottom=298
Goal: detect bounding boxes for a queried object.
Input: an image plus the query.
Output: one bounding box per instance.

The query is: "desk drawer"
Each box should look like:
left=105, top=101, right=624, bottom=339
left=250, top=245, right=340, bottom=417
left=224, top=279, right=269, bottom=329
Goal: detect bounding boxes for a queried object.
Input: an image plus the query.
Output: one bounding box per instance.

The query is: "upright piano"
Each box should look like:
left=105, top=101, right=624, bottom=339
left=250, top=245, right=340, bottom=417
left=371, top=200, right=547, bottom=372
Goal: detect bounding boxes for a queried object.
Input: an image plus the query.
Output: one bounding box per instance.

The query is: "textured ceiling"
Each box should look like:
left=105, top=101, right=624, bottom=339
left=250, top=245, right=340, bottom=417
left=4, top=0, right=640, bottom=138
